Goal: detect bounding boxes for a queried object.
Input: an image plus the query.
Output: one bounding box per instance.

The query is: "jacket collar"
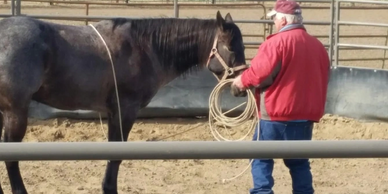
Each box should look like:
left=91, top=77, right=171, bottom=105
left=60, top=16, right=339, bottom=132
left=279, top=23, right=305, bottom=32
left=266, top=24, right=306, bottom=39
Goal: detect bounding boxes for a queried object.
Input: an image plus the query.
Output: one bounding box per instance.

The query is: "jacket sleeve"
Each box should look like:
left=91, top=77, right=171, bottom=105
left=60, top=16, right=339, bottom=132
left=240, top=40, right=282, bottom=89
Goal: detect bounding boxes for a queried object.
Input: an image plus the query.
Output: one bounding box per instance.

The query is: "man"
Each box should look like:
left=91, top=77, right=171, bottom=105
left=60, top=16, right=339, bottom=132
left=231, top=0, right=330, bottom=194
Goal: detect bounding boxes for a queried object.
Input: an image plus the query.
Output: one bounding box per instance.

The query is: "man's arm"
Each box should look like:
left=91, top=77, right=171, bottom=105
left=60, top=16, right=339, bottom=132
left=237, top=40, right=282, bottom=90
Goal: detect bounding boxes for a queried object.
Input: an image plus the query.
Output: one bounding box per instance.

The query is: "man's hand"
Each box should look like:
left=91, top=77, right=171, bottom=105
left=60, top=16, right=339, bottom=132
left=232, top=74, right=245, bottom=90
left=230, top=75, right=247, bottom=97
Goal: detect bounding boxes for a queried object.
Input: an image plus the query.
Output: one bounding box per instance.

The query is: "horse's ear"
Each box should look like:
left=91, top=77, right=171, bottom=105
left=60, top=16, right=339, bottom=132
left=216, top=10, right=225, bottom=30
left=225, top=13, right=233, bottom=23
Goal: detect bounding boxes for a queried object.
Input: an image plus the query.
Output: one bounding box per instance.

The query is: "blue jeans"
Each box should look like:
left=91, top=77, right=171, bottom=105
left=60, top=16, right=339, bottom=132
left=249, top=119, right=314, bottom=194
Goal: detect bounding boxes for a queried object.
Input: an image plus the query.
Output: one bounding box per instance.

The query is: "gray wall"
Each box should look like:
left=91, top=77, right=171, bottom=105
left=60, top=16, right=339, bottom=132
left=27, top=66, right=388, bottom=123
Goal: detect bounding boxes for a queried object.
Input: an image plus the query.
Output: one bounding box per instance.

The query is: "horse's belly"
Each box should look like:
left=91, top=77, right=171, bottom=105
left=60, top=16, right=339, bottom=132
left=32, top=82, right=108, bottom=112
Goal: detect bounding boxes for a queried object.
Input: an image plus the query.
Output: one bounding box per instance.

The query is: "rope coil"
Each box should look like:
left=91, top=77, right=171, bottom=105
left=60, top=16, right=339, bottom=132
left=208, top=78, right=258, bottom=142
left=208, top=78, right=259, bottom=183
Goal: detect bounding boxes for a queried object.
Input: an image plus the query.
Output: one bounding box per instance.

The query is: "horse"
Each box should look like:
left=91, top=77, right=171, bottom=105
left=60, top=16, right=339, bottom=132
left=0, top=11, right=248, bottom=194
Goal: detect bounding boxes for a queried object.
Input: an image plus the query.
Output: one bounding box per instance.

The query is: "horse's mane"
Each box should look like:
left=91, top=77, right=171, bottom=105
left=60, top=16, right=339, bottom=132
left=112, top=17, right=219, bottom=77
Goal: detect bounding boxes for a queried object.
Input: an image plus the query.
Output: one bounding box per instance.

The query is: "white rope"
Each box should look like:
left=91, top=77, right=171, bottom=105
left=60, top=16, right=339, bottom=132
left=89, top=24, right=124, bottom=142
left=208, top=78, right=260, bottom=183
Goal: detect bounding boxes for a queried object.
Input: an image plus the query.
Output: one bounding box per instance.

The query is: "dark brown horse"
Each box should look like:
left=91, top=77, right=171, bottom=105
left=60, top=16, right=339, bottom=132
left=0, top=11, right=247, bottom=194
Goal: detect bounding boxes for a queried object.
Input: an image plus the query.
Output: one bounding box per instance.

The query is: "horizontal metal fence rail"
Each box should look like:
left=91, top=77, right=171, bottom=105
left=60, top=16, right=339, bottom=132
left=338, top=43, right=388, bottom=50
left=338, top=21, right=388, bottom=28
left=20, top=0, right=267, bottom=7
left=15, top=0, right=388, bottom=8
left=337, top=0, right=388, bottom=4
left=0, top=140, right=388, bottom=161
left=5, top=0, right=388, bottom=67
left=333, top=0, right=388, bottom=67
left=244, top=34, right=388, bottom=38
left=0, top=18, right=384, bottom=64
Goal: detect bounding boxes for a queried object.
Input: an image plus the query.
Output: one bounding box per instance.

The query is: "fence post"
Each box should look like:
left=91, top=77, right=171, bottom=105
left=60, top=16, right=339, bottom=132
left=258, top=3, right=268, bottom=40
left=85, top=4, right=89, bottom=25
left=10, top=0, right=14, bottom=15
left=382, top=29, right=388, bottom=69
left=334, top=0, right=340, bottom=66
left=15, top=0, right=20, bottom=15
left=174, top=0, right=179, bottom=18
left=329, top=0, right=335, bottom=66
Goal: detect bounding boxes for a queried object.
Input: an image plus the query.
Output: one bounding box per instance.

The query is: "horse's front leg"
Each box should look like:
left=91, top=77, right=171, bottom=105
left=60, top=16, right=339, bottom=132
left=102, top=100, right=140, bottom=194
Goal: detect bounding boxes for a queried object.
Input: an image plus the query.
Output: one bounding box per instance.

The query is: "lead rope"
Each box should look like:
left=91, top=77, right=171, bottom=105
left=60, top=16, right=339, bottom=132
left=205, top=35, right=260, bottom=183
left=208, top=78, right=259, bottom=183
left=89, top=24, right=124, bottom=142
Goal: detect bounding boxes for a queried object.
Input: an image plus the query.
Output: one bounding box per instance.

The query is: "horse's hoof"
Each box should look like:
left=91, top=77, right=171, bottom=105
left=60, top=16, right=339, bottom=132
left=12, top=190, right=28, bottom=194
left=103, top=188, right=118, bottom=194
left=103, top=191, right=118, bottom=194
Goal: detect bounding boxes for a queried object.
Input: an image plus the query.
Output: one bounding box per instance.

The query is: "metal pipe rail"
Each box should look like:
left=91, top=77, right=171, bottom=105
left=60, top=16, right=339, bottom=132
left=0, top=14, right=331, bottom=26
left=245, top=57, right=387, bottom=61
left=338, top=57, right=388, bottom=62
left=13, top=0, right=388, bottom=8
left=338, top=0, right=388, bottom=5
left=245, top=42, right=386, bottom=49
left=5, top=0, right=388, bottom=66
left=20, top=0, right=265, bottom=7
left=234, top=19, right=330, bottom=25
left=0, top=140, right=387, bottom=161
left=0, top=14, right=383, bottom=62
left=337, top=43, right=388, bottom=50
left=338, top=21, right=388, bottom=28
left=244, top=45, right=384, bottom=51
left=244, top=34, right=388, bottom=39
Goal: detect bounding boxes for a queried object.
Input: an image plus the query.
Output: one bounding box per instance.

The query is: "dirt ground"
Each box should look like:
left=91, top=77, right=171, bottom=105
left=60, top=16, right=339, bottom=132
left=0, top=2, right=388, bottom=194
left=1, top=115, right=388, bottom=194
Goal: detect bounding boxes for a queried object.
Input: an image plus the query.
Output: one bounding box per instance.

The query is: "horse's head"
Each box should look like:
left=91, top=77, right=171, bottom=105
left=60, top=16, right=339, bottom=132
left=206, top=11, right=248, bottom=97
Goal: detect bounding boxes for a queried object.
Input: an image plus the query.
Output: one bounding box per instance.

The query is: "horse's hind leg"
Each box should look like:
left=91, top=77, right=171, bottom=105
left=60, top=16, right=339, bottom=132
left=102, top=99, right=140, bottom=194
left=2, top=107, right=29, bottom=194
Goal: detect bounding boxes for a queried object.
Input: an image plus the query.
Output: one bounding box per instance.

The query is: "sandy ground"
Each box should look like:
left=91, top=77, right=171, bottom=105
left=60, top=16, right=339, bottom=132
left=0, top=2, right=388, bottom=194
left=0, top=115, right=387, bottom=194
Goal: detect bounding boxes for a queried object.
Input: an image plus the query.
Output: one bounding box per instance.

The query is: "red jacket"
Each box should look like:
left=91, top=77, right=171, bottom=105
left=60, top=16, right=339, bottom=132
left=240, top=24, right=330, bottom=122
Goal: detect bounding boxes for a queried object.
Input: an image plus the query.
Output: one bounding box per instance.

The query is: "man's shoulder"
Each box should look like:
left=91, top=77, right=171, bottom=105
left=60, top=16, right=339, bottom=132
left=305, top=33, right=327, bottom=49
left=266, top=28, right=305, bottom=42
left=263, top=33, right=284, bottom=46
left=287, top=29, right=324, bottom=46
left=264, top=29, right=324, bottom=49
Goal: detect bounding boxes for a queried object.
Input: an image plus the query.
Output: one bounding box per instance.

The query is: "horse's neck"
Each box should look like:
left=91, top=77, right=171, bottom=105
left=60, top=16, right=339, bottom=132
left=152, top=20, right=217, bottom=77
